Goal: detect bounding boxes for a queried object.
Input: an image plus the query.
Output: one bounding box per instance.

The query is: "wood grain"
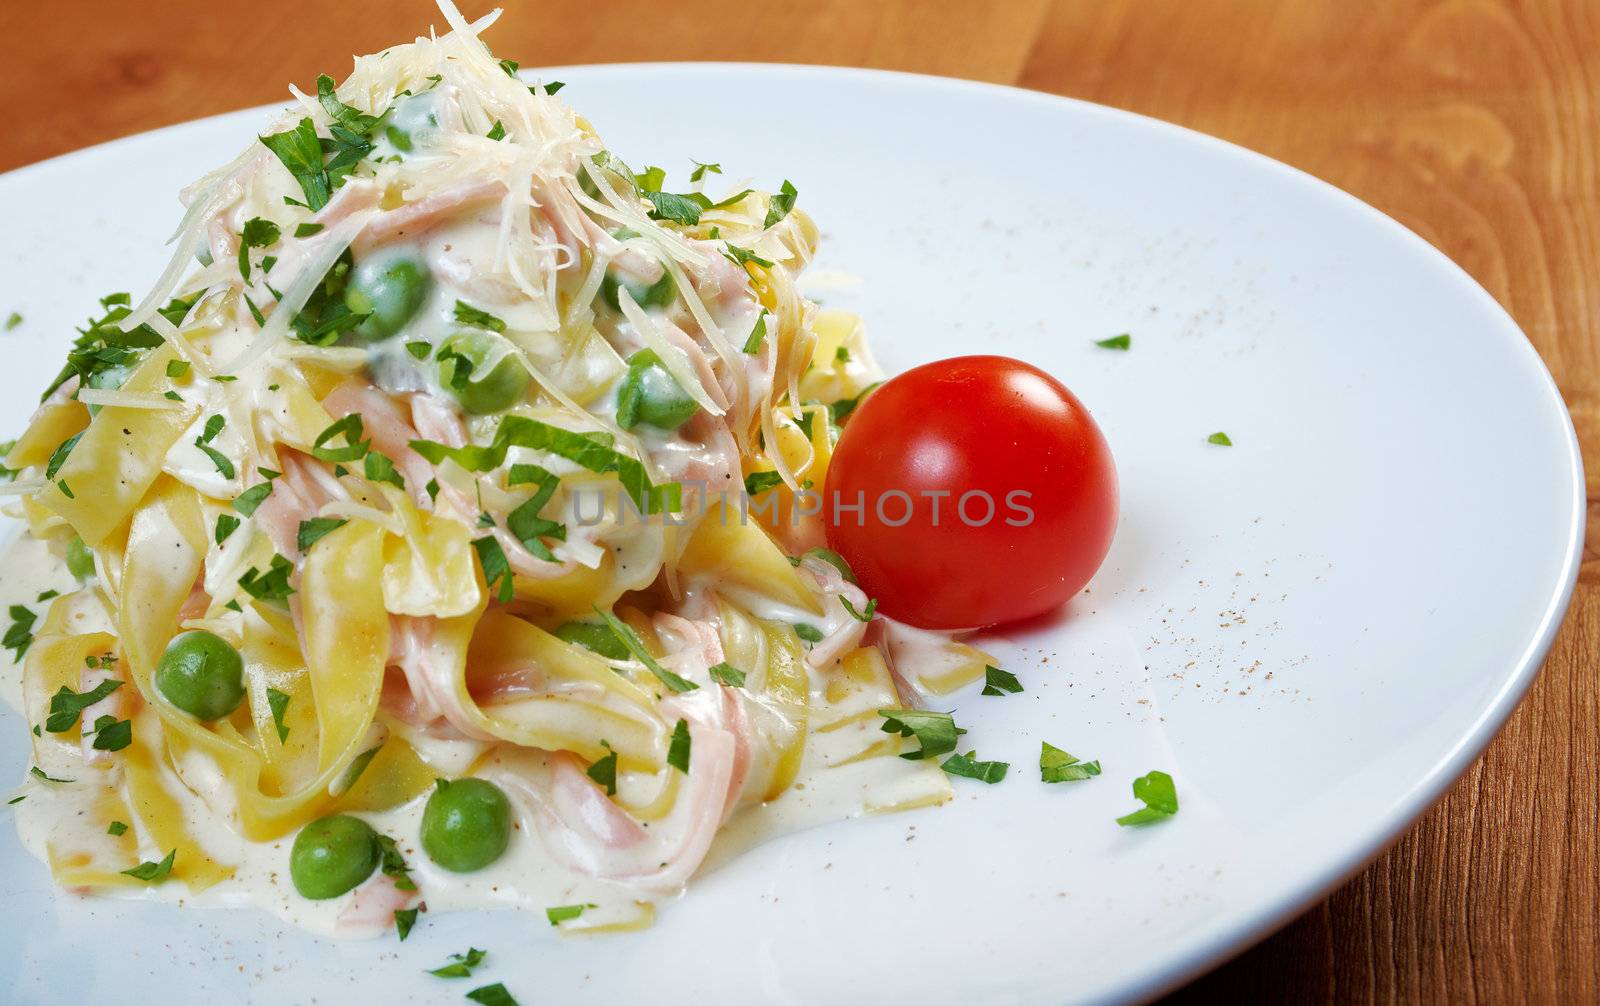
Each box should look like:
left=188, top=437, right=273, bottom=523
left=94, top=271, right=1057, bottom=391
left=2, top=1, right=1595, bottom=1001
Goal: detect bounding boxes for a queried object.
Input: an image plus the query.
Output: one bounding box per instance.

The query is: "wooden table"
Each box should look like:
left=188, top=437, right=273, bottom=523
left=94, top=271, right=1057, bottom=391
left=5, top=1, right=1596, bottom=1000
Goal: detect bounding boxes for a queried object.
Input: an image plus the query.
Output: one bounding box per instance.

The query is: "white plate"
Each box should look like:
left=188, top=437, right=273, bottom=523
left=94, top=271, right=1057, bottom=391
left=0, top=64, right=1581, bottom=1005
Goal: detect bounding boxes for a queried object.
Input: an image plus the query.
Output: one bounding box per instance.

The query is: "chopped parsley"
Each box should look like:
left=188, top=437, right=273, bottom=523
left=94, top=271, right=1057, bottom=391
left=1040, top=742, right=1101, bottom=783
left=743, top=470, right=784, bottom=496
left=4, top=311, right=20, bottom=330
left=42, top=291, right=195, bottom=403
left=453, top=300, right=506, bottom=333
left=1207, top=431, right=1233, bottom=446
left=466, top=984, right=519, bottom=1006
left=364, top=450, right=405, bottom=489
left=45, top=432, right=81, bottom=481
left=238, top=554, right=295, bottom=603
left=1115, top=770, right=1178, bottom=825
left=312, top=413, right=370, bottom=462
left=376, top=833, right=417, bottom=891
left=296, top=517, right=348, bottom=553
left=546, top=903, right=595, bottom=925
left=405, top=340, right=432, bottom=360
left=505, top=463, right=565, bottom=562
left=1095, top=333, right=1131, bottom=350
left=940, top=751, right=1009, bottom=784
left=722, top=242, right=773, bottom=270
left=471, top=536, right=515, bottom=603
left=839, top=596, right=877, bottom=622
left=293, top=222, right=324, bottom=238
left=643, top=189, right=704, bottom=226
left=215, top=513, right=241, bottom=544
left=107, top=820, right=129, bottom=836
left=554, top=621, right=630, bottom=661
left=4, top=605, right=38, bottom=661
left=877, top=709, right=965, bottom=761
left=409, top=416, right=679, bottom=515
left=428, top=947, right=487, bottom=979
left=266, top=688, right=291, bottom=742
left=793, top=623, right=823, bottom=644
left=708, top=662, right=746, bottom=687
left=981, top=665, right=1024, bottom=696
left=166, top=359, right=191, bottom=379
left=232, top=479, right=274, bottom=516
left=290, top=251, right=366, bottom=345
left=585, top=741, right=617, bottom=795
left=592, top=606, right=698, bottom=693
left=763, top=180, right=798, bottom=228
left=741, top=312, right=768, bottom=354
left=30, top=766, right=71, bottom=784
left=194, top=413, right=235, bottom=479
left=667, top=718, right=692, bottom=773
left=237, top=217, right=281, bottom=283
left=259, top=118, right=333, bottom=211
left=689, top=159, right=721, bottom=182
left=87, top=714, right=132, bottom=752
left=802, top=547, right=857, bottom=583
left=56, top=479, right=74, bottom=499
left=121, top=849, right=176, bottom=882
left=394, top=906, right=419, bottom=940
left=486, top=120, right=506, bottom=141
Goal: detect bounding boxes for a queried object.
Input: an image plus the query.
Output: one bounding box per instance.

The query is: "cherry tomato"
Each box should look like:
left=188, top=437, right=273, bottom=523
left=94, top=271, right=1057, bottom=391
left=824, top=355, right=1117, bottom=629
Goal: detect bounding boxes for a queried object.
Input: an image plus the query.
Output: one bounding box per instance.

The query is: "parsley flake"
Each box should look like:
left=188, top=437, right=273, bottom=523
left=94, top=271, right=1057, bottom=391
left=266, top=688, right=291, bottom=742
left=466, top=984, right=519, bottom=1006
left=1115, top=770, right=1179, bottom=825
left=1095, top=333, right=1132, bottom=350
left=586, top=741, right=618, bottom=795
left=878, top=709, right=965, bottom=761
left=941, top=751, right=1009, bottom=784
left=121, top=849, right=176, bottom=882
left=1040, top=742, right=1101, bottom=783
left=667, top=718, right=692, bottom=773
left=708, top=662, right=746, bottom=687
left=453, top=300, right=506, bottom=333
left=981, top=665, right=1024, bottom=696
left=428, top=947, right=487, bottom=979
left=592, top=606, right=698, bottom=693
left=1208, top=431, right=1233, bottom=446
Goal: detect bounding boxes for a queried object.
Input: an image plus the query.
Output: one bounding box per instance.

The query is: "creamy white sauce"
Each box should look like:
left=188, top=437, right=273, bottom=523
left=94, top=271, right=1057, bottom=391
left=0, top=532, right=945, bottom=938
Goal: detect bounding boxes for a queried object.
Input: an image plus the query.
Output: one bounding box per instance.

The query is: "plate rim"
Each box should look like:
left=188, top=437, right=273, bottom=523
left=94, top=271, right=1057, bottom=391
left=0, top=61, right=1585, bottom=1005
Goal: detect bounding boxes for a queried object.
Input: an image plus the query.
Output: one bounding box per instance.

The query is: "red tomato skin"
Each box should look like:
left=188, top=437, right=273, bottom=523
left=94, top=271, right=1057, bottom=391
left=824, top=355, right=1117, bottom=630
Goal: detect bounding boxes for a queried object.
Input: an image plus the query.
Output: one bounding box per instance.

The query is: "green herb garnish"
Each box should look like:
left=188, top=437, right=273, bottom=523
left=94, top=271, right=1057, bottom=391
left=121, top=849, right=176, bottom=882
left=708, top=662, right=746, bottom=687
left=453, top=300, right=506, bottom=333
left=1040, top=742, right=1101, bottom=783
left=546, top=903, right=595, bottom=925
left=592, top=606, right=697, bottom=693
left=296, top=517, right=347, bottom=553
left=1115, top=770, right=1178, bottom=825
left=667, top=718, right=691, bottom=773
left=981, top=665, right=1024, bottom=696
left=265, top=688, right=291, bottom=742
left=878, top=709, right=965, bottom=761
left=941, top=751, right=1009, bottom=784
left=1095, top=333, right=1131, bottom=350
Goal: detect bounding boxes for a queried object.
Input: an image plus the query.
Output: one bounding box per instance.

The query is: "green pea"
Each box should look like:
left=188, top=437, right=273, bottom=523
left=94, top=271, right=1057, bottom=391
left=64, top=536, right=95, bottom=581
left=290, top=814, right=380, bottom=899
left=154, top=630, right=246, bottom=721
left=616, top=349, right=698, bottom=431
left=345, top=255, right=431, bottom=341
left=436, top=331, right=529, bottom=414
left=420, top=778, right=512, bottom=873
